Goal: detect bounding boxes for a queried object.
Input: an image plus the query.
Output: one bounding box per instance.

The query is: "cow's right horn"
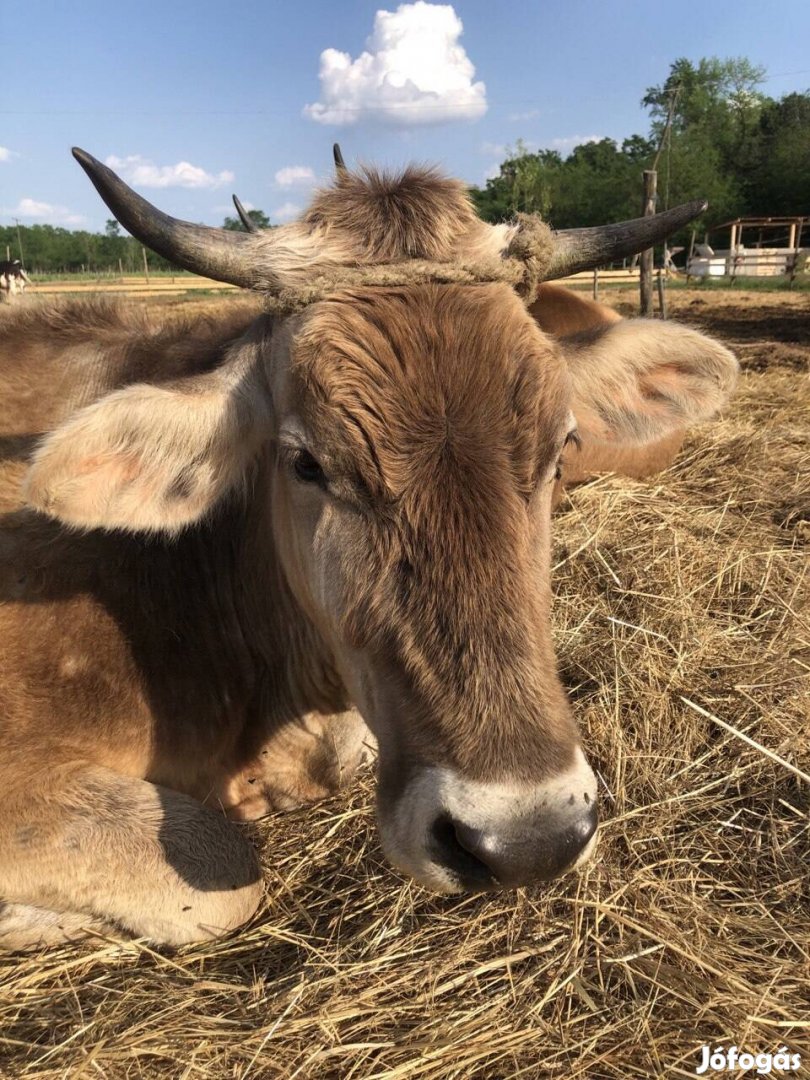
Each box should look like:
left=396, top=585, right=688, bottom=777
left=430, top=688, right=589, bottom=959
left=73, top=148, right=263, bottom=288
left=539, top=200, right=708, bottom=280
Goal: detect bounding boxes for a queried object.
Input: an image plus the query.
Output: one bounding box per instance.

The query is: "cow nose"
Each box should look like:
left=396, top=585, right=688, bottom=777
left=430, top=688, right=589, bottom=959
left=430, top=803, right=598, bottom=891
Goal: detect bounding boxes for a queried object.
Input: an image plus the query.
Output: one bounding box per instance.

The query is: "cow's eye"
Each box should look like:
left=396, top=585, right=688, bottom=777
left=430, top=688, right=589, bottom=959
left=292, top=449, right=326, bottom=486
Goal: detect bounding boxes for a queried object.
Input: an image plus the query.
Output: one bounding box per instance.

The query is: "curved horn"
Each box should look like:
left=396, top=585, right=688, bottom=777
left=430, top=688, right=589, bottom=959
left=541, top=199, right=708, bottom=280
left=232, top=193, right=258, bottom=233
left=72, top=147, right=260, bottom=288
left=333, top=143, right=347, bottom=176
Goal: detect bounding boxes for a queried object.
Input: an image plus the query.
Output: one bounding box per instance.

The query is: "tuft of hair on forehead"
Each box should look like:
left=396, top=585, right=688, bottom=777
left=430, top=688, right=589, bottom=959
left=302, top=165, right=482, bottom=264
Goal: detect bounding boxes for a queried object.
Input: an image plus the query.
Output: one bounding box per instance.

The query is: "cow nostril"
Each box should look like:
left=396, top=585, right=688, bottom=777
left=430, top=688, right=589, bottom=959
left=575, top=802, right=598, bottom=846
left=453, top=821, right=493, bottom=862
left=563, top=801, right=599, bottom=871
left=429, top=816, right=496, bottom=891
left=430, top=802, right=599, bottom=891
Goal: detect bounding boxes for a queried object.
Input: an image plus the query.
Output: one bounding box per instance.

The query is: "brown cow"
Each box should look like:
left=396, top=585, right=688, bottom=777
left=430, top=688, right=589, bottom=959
left=0, top=150, right=737, bottom=949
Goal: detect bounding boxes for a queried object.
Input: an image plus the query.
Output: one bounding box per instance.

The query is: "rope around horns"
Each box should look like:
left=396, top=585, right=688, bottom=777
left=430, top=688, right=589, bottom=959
left=260, top=216, right=556, bottom=314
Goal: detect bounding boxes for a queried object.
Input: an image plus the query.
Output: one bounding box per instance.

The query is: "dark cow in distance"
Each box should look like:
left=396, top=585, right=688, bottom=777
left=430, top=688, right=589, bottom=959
left=0, top=259, right=30, bottom=301
left=0, top=148, right=737, bottom=949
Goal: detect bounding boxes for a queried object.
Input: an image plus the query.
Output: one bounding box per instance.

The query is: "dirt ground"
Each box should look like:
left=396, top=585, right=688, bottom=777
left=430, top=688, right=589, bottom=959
left=607, top=284, right=810, bottom=370
left=0, top=288, right=807, bottom=1078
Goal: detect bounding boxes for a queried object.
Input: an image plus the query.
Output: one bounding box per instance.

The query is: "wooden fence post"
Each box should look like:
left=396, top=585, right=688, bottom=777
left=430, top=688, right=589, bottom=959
left=790, top=220, right=803, bottom=287
left=657, top=269, right=667, bottom=320
left=640, top=169, right=657, bottom=316
left=592, top=268, right=599, bottom=301
left=686, top=228, right=696, bottom=285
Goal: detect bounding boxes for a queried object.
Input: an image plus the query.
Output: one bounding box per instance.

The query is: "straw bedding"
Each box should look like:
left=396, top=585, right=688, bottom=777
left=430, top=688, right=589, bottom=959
left=0, top=289, right=807, bottom=1079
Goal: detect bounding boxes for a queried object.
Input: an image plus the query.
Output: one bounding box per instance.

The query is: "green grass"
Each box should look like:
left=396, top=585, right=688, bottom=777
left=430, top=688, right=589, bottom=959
left=29, top=269, right=199, bottom=283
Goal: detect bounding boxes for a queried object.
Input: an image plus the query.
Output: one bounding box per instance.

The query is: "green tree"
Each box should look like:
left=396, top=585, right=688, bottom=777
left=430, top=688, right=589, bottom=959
left=472, top=142, right=562, bottom=223
left=643, top=57, right=765, bottom=135
left=643, top=57, right=766, bottom=185
left=550, top=139, right=640, bottom=228
left=747, top=91, right=810, bottom=215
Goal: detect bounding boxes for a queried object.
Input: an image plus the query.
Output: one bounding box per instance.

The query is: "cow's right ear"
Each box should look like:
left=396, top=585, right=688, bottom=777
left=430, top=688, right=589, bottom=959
left=25, top=357, right=272, bottom=534
left=560, top=318, right=738, bottom=448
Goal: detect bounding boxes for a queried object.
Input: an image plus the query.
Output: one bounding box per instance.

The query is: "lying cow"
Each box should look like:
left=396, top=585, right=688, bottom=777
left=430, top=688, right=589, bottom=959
left=0, top=148, right=737, bottom=949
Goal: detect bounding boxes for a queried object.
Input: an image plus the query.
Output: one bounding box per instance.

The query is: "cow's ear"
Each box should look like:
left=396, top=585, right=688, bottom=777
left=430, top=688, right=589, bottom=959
left=560, top=319, right=738, bottom=446
left=25, top=358, right=271, bottom=534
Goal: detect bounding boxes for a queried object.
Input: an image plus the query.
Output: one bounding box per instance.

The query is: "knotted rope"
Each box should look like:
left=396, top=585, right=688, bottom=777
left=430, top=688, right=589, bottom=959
left=261, top=216, right=555, bottom=314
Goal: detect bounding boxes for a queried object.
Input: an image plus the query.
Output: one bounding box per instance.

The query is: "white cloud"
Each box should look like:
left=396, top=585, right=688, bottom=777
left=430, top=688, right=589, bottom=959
left=478, top=135, right=604, bottom=180
left=304, top=1, right=487, bottom=127
left=272, top=201, right=303, bottom=223
left=0, top=146, right=18, bottom=162
left=507, top=109, right=540, bottom=123
left=104, top=154, right=234, bottom=190
left=274, top=165, right=316, bottom=187
left=480, top=139, right=540, bottom=158
left=8, top=198, right=85, bottom=226
left=480, top=141, right=506, bottom=157
left=550, top=134, right=602, bottom=153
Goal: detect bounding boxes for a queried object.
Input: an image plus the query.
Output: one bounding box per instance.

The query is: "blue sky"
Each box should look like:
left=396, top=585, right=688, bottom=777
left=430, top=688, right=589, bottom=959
left=2, top=0, right=809, bottom=232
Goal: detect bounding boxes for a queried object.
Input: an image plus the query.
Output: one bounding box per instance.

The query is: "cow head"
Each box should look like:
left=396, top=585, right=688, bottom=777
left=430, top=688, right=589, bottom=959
left=24, top=149, right=737, bottom=893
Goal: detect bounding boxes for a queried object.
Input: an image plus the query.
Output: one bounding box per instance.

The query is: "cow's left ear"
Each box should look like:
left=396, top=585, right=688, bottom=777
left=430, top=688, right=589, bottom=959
left=560, top=319, right=738, bottom=446
left=25, top=349, right=272, bottom=534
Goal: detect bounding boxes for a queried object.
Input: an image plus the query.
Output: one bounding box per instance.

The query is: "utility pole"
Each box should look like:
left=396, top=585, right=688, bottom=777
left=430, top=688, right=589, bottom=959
left=640, top=85, right=679, bottom=316
left=640, top=171, right=657, bottom=315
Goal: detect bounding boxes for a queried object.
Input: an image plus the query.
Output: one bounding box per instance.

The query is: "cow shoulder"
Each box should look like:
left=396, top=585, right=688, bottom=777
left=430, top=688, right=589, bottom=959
left=529, top=283, right=621, bottom=337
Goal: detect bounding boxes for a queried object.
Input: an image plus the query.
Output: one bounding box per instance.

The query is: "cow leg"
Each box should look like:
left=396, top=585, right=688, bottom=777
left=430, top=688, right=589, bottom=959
left=217, top=709, right=377, bottom=821
left=0, top=901, right=118, bottom=951
left=0, top=764, right=263, bottom=949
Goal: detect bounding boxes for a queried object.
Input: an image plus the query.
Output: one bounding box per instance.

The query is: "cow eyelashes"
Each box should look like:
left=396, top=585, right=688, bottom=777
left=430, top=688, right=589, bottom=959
left=290, top=448, right=327, bottom=487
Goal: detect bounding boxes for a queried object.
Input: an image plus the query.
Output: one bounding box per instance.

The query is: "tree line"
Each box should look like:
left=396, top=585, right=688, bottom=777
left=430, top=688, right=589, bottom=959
left=0, top=219, right=180, bottom=275
left=472, top=58, right=809, bottom=247
left=3, top=57, right=807, bottom=273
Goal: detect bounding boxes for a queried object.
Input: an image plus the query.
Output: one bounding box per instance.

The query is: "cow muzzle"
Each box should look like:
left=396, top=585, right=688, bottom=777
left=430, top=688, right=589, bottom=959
left=378, top=747, right=598, bottom=893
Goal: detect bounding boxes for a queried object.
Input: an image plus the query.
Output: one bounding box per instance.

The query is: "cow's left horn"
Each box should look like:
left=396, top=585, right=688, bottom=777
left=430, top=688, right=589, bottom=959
left=72, top=148, right=261, bottom=288
left=333, top=143, right=347, bottom=176
left=232, top=194, right=258, bottom=233
left=539, top=199, right=708, bottom=280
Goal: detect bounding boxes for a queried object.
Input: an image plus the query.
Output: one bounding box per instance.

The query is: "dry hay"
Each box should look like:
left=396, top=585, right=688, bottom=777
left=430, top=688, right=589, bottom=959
left=0, top=292, right=807, bottom=1079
